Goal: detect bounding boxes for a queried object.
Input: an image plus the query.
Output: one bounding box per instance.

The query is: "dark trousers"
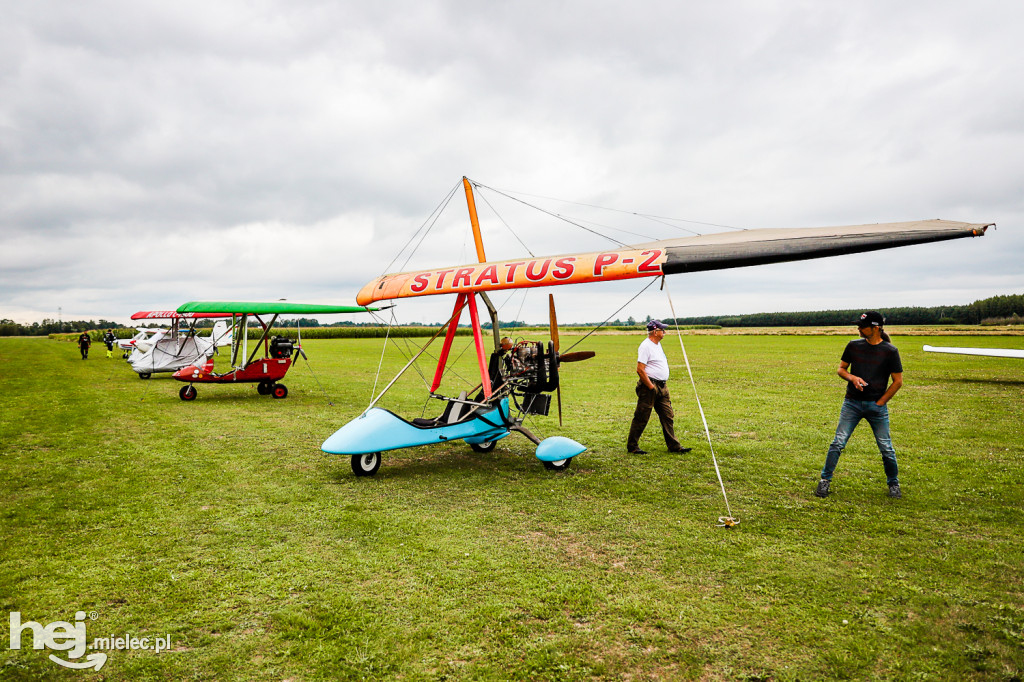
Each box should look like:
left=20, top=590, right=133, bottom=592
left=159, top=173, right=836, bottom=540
left=627, top=381, right=681, bottom=451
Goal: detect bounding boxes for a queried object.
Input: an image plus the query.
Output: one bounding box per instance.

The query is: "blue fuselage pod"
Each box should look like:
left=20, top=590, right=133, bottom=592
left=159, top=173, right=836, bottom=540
left=321, top=399, right=512, bottom=455
left=535, top=436, right=586, bottom=462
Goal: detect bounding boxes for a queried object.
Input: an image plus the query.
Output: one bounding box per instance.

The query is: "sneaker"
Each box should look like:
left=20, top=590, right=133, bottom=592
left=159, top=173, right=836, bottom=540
left=814, top=479, right=831, bottom=497
left=888, top=483, right=902, bottom=499
left=628, top=449, right=648, bottom=455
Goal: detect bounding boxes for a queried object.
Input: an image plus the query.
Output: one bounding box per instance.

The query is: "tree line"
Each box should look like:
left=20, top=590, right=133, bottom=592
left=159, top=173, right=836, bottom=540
left=666, top=294, right=1024, bottom=327
left=4, top=293, right=1022, bottom=336
left=0, top=318, right=127, bottom=337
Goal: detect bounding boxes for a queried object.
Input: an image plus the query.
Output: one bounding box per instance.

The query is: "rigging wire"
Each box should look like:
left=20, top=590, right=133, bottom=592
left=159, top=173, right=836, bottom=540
left=486, top=186, right=749, bottom=234
left=379, top=180, right=462, bottom=277
left=476, top=190, right=536, bottom=257
left=561, top=278, right=659, bottom=355
left=368, top=308, right=396, bottom=403
left=663, top=280, right=738, bottom=528
left=470, top=180, right=629, bottom=247
left=551, top=214, right=665, bottom=243
left=367, top=308, right=431, bottom=390
left=511, top=287, right=530, bottom=330
left=363, top=302, right=473, bottom=411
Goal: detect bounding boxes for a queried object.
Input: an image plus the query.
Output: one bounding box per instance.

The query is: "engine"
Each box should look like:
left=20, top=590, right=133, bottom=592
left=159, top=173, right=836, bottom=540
left=493, top=340, right=559, bottom=414
left=269, top=336, right=295, bottom=359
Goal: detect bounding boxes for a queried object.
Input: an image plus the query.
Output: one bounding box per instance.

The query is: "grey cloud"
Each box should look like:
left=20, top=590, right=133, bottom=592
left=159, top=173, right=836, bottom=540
left=1, top=1, right=1021, bottom=323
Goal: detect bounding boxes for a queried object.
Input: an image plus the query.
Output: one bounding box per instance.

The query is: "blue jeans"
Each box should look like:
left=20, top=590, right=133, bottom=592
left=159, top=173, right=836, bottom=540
left=821, top=399, right=899, bottom=485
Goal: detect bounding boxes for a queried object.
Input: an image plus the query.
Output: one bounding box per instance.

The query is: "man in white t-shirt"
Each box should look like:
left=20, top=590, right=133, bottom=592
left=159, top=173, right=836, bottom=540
left=627, top=319, right=691, bottom=454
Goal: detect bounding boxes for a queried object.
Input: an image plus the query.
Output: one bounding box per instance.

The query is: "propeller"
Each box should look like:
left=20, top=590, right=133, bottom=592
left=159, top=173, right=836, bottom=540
left=558, top=351, right=596, bottom=363
left=549, top=294, right=559, bottom=353
left=296, top=321, right=308, bottom=360
left=548, top=295, right=563, bottom=426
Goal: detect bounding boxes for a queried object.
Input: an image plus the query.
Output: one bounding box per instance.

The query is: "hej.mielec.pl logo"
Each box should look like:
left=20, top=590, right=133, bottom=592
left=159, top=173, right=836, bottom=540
left=8, top=611, right=172, bottom=671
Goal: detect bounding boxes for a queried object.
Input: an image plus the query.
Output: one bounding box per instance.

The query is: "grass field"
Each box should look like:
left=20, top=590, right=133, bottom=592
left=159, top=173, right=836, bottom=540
left=2, top=333, right=1022, bottom=681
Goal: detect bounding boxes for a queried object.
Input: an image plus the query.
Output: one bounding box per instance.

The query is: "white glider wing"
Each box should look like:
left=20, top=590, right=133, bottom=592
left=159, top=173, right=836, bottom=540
left=923, top=345, right=1024, bottom=359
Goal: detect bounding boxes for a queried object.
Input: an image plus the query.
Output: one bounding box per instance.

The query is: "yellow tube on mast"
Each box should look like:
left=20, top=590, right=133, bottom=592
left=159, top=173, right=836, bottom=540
left=463, top=177, right=487, bottom=263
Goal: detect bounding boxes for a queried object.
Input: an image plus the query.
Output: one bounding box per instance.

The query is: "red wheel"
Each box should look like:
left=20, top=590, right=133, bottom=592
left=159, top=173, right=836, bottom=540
left=271, top=384, right=288, bottom=399
left=179, top=385, right=197, bottom=401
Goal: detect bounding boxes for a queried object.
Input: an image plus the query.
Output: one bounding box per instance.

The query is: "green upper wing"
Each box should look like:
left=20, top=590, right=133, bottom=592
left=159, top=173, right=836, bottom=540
left=177, top=301, right=379, bottom=315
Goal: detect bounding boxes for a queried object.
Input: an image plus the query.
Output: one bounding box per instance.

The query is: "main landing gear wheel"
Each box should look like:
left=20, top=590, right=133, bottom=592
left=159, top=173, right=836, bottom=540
left=257, top=381, right=272, bottom=395
left=179, top=385, right=197, bottom=401
left=138, top=372, right=151, bottom=380
left=351, top=452, right=381, bottom=477
left=543, top=458, right=572, bottom=472
left=271, top=384, right=288, bottom=399
left=469, top=440, right=496, bottom=453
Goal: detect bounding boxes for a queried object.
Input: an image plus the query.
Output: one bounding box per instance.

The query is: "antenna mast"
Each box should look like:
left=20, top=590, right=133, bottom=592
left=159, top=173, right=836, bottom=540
left=462, top=177, right=501, bottom=352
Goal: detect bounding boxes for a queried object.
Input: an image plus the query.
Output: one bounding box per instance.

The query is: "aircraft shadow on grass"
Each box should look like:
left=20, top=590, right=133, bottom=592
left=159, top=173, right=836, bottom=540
left=954, top=377, right=1024, bottom=388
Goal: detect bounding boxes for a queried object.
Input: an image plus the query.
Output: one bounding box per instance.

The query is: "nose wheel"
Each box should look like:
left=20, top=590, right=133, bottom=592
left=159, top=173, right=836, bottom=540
left=179, top=385, right=197, bottom=401
left=351, top=452, right=381, bottom=477
left=542, top=458, right=571, bottom=471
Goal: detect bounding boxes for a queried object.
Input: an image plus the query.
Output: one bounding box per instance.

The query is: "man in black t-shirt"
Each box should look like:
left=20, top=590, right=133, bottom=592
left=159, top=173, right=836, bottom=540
left=77, top=331, right=92, bottom=360
left=815, top=311, right=904, bottom=499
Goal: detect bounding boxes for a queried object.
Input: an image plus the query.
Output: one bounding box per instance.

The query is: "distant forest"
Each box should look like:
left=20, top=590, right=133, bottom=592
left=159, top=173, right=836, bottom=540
left=665, top=293, right=1024, bottom=327
left=2, top=293, right=1022, bottom=336
left=0, top=318, right=124, bottom=336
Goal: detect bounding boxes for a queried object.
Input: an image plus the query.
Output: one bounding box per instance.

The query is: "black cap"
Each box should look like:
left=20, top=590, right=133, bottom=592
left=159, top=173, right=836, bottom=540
left=647, top=319, right=668, bottom=332
left=856, top=311, right=885, bottom=328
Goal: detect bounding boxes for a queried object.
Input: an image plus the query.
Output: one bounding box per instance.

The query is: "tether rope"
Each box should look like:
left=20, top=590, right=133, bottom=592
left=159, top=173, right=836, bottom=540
left=663, top=280, right=739, bottom=528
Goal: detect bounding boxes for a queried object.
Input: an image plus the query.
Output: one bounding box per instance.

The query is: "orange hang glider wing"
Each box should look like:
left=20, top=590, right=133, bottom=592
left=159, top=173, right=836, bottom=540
left=355, top=219, right=992, bottom=305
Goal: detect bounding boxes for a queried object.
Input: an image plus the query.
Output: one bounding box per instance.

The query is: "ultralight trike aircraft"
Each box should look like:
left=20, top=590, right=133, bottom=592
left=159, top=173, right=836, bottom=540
left=117, top=328, right=163, bottom=358
left=170, top=301, right=378, bottom=401
left=321, top=177, right=992, bottom=477
left=127, top=311, right=234, bottom=379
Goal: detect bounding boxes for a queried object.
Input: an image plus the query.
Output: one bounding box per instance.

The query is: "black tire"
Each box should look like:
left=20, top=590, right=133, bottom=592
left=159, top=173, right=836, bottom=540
left=351, top=453, right=381, bottom=477
left=542, top=458, right=572, bottom=472
left=138, top=372, right=151, bottom=380
left=272, top=384, right=288, bottom=399
left=179, top=385, right=197, bottom=401
left=469, top=440, right=496, bottom=453
left=257, top=381, right=272, bottom=395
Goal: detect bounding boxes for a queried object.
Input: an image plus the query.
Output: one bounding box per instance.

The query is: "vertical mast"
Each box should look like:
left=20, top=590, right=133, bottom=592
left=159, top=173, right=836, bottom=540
left=463, top=176, right=487, bottom=263
left=463, top=176, right=501, bottom=352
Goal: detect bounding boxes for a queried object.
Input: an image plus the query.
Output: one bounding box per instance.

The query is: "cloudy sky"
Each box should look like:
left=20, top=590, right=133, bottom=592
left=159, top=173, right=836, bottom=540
left=2, top=1, right=1021, bottom=326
